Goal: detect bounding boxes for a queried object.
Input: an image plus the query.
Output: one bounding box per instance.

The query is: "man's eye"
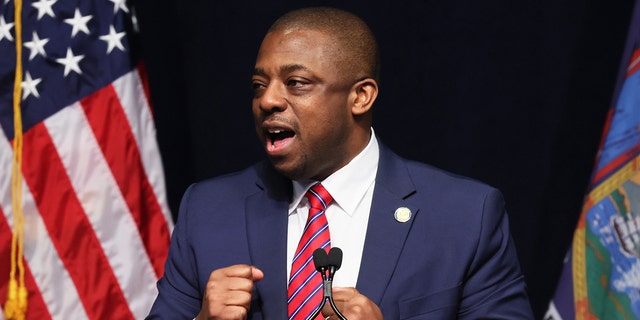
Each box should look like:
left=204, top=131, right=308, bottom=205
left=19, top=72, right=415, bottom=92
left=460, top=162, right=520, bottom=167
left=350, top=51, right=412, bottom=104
left=287, top=79, right=307, bottom=87
left=252, top=82, right=266, bottom=97
left=252, top=82, right=267, bottom=92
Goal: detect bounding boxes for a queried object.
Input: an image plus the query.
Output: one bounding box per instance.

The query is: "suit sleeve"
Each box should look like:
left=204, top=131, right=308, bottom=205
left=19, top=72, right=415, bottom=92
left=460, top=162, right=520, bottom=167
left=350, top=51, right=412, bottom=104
left=147, top=184, right=202, bottom=319
left=458, top=188, right=534, bottom=319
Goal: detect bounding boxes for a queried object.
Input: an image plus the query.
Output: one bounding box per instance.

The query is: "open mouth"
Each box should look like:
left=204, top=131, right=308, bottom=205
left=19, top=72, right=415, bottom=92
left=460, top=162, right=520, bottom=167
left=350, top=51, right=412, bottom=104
left=267, top=129, right=295, bottom=150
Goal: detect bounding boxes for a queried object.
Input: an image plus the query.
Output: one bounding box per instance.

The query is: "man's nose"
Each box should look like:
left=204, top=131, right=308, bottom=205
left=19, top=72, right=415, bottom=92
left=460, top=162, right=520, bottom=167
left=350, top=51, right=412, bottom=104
left=258, top=83, right=287, bottom=113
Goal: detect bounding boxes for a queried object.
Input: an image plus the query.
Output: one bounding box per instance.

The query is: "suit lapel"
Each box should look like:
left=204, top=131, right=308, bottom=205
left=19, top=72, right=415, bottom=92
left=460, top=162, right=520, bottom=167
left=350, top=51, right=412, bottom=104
left=356, top=144, right=418, bottom=304
left=244, top=147, right=417, bottom=312
left=245, top=163, right=290, bottom=319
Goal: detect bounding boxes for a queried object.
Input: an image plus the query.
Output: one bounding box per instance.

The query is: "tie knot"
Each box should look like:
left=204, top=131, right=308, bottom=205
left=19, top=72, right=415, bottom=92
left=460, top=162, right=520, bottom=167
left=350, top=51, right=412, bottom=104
left=305, top=183, right=333, bottom=211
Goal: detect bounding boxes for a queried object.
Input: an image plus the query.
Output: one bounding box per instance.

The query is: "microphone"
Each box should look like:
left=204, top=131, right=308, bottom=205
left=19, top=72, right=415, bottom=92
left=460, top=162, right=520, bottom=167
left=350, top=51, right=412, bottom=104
left=326, top=248, right=346, bottom=320
left=308, top=247, right=347, bottom=320
left=327, top=247, right=343, bottom=278
left=313, top=249, right=329, bottom=274
left=308, top=249, right=329, bottom=320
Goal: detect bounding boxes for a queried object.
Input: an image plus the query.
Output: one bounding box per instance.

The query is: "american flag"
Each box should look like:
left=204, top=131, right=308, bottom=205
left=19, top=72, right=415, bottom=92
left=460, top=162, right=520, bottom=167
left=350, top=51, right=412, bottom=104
left=0, top=0, right=173, bottom=319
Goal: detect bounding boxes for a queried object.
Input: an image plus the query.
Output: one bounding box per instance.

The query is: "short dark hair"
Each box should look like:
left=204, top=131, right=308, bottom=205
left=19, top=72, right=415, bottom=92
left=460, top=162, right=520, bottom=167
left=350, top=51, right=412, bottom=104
left=268, top=7, right=380, bottom=83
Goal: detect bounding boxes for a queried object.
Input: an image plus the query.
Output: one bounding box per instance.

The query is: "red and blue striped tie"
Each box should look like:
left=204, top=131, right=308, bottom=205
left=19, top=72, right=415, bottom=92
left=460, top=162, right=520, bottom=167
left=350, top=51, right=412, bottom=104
left=287, top=183, right=333, bottom=320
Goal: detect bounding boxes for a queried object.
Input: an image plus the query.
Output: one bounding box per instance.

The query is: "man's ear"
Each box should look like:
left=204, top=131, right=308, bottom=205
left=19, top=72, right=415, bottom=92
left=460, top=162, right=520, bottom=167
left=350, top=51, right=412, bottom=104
left=350, top=78, right=378, bottom=116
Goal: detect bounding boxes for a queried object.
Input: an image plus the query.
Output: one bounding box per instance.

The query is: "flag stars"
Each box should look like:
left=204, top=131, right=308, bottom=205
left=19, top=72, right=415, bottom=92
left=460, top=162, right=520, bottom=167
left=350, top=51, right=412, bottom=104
left=100, top=25, right=126, bottom=53
left=108, top=0, right=129, bottom=13
left=31, top=0, right=57, bottom=20
left=24, top=31, right=49, bottom=60
left=0, top=16, right=14, bottom=42
left=64, top=8, right=92, bottom=37
left=22, top=72, right=43, bottom=100
left=56, top=48, right=84, bottom=76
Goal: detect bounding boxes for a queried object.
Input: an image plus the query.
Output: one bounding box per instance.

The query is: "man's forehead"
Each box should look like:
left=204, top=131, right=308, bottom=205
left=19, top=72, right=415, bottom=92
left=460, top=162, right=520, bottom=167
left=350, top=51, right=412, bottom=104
left=261, top=29, right=335, bottom=52
left=255, top=32, right=339, bottom=72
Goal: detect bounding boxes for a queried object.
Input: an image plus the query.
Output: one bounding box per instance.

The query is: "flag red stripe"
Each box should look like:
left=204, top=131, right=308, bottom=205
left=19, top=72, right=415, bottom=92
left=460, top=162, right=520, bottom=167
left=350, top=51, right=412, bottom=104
left=80, top=86, right=170, bottom=278
left=627, top=48, right=640, bottom=76
left=0, top=207, right=52, bottom=320
left=21, top=123, right=134, bottom=320
left=591, top=142, right=640, bottom=184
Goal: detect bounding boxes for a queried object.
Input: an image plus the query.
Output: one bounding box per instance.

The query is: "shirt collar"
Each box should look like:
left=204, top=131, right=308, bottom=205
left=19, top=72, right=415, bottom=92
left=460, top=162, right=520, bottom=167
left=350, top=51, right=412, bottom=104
left=289, top=129, right=380, bottom=216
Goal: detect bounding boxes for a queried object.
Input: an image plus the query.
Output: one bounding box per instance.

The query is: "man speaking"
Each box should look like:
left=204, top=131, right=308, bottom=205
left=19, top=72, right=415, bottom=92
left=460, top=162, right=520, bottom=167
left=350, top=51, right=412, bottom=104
left=147, top=6, right=533, bottom=319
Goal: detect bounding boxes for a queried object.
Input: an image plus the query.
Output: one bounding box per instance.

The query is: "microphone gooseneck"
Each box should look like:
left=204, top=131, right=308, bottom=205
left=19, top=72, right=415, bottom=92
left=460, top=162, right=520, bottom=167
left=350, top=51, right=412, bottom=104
left=307, top=247, right=347, bottom=320
left=326, top=248, right=346, bottom=320
left=308, top=249, right=329, bottom=320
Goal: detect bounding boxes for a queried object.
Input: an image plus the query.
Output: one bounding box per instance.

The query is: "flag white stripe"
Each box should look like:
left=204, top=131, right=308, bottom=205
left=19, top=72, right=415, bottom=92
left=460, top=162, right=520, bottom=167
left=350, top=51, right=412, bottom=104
left=0, top=123, right=89, bottom=320
left=114, top=70, right=174, bottom=229
left=44, top=103, right=158, bottom=319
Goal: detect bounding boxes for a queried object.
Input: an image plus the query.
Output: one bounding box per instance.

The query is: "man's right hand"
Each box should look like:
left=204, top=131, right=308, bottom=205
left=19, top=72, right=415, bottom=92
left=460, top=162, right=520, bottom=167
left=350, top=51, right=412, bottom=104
left=196, top=264, right=264, bottom=320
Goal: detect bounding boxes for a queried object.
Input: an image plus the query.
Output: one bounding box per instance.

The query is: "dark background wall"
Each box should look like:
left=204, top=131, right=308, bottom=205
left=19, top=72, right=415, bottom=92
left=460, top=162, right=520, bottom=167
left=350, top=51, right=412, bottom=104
left=133, top=0, right=636, bottom=317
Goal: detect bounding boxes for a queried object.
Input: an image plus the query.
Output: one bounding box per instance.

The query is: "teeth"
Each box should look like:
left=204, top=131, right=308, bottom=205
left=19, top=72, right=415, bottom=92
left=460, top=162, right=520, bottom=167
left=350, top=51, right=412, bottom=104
left=269, top=129, right=282, bottom=148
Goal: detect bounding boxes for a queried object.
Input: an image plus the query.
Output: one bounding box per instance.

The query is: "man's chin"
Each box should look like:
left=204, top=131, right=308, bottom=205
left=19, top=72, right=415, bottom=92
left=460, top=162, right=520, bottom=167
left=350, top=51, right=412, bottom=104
left=268, top=157, right=306, bottom=181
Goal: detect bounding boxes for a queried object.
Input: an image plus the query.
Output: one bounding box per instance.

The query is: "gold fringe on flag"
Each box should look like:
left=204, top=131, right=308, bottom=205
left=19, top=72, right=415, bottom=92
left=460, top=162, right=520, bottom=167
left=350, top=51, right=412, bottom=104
left=5, top=0, right=28, bottom=318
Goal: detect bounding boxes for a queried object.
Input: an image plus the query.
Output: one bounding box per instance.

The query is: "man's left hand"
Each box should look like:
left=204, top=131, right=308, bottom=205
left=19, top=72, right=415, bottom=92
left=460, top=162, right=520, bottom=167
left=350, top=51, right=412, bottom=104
left=321, top=287, right=383, bottom=320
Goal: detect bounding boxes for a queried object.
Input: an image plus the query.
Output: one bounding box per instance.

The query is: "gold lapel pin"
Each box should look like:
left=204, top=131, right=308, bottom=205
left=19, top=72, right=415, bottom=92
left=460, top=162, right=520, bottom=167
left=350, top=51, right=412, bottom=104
left=394, top=207, right=412, bottom=223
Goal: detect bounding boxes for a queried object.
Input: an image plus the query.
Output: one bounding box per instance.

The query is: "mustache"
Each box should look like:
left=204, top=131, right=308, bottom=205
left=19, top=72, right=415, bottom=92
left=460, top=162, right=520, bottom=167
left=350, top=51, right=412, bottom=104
left=260, top=115, right=297, bottom=128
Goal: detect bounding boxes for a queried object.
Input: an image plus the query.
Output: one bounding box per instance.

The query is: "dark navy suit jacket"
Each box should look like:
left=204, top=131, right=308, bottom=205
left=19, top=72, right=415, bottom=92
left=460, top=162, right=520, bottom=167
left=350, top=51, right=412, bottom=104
left=147, top=144, right=533, bottom=319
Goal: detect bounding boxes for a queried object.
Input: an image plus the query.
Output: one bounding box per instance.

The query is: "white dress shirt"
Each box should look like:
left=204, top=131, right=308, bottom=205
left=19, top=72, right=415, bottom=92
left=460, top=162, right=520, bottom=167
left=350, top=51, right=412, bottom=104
left=287, top=129, right=379, bottom=287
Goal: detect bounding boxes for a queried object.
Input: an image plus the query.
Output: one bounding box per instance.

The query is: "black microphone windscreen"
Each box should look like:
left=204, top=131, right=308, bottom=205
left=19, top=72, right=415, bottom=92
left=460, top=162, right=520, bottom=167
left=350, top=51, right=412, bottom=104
left=313, top=248, right=329, bottom=272
left=328, top=247, right=343, bottom=270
